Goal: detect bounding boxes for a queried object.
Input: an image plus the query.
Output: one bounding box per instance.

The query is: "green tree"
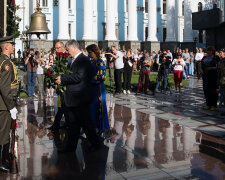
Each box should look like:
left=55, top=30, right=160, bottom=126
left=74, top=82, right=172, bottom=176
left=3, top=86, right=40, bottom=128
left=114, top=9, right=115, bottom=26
left=7, top=0, right=21, bottom=37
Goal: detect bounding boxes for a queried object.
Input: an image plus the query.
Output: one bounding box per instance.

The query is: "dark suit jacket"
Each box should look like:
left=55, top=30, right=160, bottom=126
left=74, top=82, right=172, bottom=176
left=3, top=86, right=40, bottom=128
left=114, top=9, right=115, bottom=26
left=61, top=53, right=94, bottom=107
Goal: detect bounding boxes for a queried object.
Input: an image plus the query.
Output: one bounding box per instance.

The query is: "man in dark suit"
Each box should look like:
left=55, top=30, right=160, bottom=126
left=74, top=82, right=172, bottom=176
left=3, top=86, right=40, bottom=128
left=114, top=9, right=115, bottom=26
left=55, top=40, right=101, bottom=151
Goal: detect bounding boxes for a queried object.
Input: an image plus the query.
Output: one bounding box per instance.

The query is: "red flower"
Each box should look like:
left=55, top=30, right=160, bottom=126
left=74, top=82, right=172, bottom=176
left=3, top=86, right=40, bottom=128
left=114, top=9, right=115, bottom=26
left=56, top=52, right=60, bottom=56
left=45, top=69, right=52, bottom=77
left=63, top=53, right=70, bottom=57
left=59, top=52, right=63, bottom=57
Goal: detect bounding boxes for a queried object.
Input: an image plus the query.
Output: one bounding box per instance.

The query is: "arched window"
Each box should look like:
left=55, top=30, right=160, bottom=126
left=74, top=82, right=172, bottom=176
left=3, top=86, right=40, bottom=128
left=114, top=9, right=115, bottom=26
left=145, top=0, right=148, bottom=13
left=163, top=0, right=166, bottom=14
left=198, top=2, right=203, bottom=11
left=182, top=1, right=184, bottom=16
left=68, top=0, right=71, bottom=9
left=42, top=0, right=48, bottom=7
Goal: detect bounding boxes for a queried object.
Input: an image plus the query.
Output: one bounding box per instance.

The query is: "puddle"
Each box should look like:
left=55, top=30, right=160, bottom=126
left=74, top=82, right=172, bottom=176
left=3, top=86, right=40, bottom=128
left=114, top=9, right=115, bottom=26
left=2, top=96, right=225, bottom=180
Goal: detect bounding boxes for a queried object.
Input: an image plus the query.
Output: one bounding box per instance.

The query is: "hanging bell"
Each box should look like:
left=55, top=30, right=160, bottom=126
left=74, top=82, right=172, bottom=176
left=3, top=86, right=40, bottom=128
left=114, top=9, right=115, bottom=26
left=26, top=0, right=51, bottom=37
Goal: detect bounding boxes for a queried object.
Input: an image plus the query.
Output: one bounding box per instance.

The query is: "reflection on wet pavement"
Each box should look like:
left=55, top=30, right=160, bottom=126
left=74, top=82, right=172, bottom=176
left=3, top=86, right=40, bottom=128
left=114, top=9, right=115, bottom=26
left=1, top=77, right=225, bottom=180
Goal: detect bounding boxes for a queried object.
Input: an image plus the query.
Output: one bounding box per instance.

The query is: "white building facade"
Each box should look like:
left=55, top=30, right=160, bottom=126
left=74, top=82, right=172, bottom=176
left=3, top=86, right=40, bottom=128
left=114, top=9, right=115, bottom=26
left=14, top=0, right=219, bottom=54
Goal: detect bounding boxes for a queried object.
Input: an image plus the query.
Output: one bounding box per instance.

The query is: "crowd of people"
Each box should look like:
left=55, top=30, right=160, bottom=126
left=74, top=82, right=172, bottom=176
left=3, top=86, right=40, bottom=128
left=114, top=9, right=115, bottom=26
left=20, top=44, right=225, bottom=110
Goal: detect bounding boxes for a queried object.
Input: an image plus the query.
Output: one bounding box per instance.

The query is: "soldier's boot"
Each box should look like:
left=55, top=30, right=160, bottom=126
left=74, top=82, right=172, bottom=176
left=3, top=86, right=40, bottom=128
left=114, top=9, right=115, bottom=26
left=0, top=144, right=10, bottom=172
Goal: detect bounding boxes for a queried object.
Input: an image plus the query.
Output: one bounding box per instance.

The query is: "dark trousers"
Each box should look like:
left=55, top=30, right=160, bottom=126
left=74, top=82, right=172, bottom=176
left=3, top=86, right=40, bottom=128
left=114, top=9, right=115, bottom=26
left=203, top=71, right=218, bottom=107
left=114, top=68, right=123, bottom=93
left=0, top=111, right=11, bottom=145
left=53, top=94, right=68, bottom=128
left=66, top=104, right=100, bottom=150
left=123, top=66, right=132, bottom=90
left=155, top=68, right=169, bottom=90
left=196, top=61, right=201, bottom=79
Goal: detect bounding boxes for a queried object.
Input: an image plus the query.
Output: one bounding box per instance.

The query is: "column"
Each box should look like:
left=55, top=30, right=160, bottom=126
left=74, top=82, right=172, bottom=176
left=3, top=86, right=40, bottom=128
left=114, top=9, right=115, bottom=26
left=105, top=0, right=117, bottom=40
left=82, top=0, right=93, bottom=40
left=165, top=122, right=174, bottom=162
left=57, top=0, right=70, bottom=39
left=127, top=0, right=138, bottom=41
left=24, top=0, right=29, bottom=28
left=165, top=0, right=176, bottom=42
left=183, top=127, right=195, bottom=160
left=147, top=115, right=156, bottom=158
left=147, top=0, right=158, bottom=41
left=126, top=109, right=136, bottom=171
left=176, top=0, right=182, bottom=42
left=183, top=0, right=193, bottom=42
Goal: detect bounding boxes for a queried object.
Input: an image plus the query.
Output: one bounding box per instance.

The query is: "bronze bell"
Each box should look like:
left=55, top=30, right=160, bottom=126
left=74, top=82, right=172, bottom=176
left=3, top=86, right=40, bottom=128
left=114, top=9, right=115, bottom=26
left=26, top=0, right=50, bottom=37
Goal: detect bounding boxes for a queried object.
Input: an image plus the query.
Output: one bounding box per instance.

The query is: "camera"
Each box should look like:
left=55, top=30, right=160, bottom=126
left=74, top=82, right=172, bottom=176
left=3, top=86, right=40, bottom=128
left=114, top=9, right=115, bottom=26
left=178, top=61, right=180, bottom=64
left=105, top=47, right=113, bottom=60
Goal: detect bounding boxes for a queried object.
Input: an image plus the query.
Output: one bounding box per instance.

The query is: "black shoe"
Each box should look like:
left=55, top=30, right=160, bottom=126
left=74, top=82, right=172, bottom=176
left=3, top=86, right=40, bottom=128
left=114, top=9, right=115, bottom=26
left=87, top=144, right=103, bottom=153
left=47, top=125, right=59, bottom=132
left=0, top=144, right=10, bottom=173
left=0, top=162, right=10, bottom=172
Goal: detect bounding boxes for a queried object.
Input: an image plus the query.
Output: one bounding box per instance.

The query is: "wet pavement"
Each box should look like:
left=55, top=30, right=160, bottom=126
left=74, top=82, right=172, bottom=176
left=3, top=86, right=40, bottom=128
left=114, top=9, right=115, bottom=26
left=1, top=76, right=225, bottom=180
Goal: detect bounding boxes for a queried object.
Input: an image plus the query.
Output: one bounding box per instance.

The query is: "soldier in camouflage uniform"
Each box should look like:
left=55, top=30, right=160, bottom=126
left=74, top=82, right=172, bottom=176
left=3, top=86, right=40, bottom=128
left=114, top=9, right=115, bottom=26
left=0, top=35, right=18, bottom=172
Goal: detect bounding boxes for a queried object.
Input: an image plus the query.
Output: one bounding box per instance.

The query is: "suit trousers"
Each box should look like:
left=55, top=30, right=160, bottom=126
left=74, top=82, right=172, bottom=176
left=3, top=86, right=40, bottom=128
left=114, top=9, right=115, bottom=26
left=66, top=104, right=100, bottom=150
left=203, top=72, right=218, bottom=107
left=0, top=111, right=11, bottom=145
left=114, top=68, right=123, bottom=93
left=123, top=66, right=133, bottom=91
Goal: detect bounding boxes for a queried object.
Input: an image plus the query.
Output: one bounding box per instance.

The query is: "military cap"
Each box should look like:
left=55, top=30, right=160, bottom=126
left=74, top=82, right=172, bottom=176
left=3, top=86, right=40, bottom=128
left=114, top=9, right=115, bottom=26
left=220, top=48, right=225, bottom=52
left=0, top=35, right=15, bottom=45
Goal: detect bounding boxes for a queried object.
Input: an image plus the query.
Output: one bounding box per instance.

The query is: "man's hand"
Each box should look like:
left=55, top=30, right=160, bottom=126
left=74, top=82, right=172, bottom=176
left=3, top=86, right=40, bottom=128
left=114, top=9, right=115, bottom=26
left=10, top=107, right=18, bottom=120
left=56, top=76, right=61, bottom=85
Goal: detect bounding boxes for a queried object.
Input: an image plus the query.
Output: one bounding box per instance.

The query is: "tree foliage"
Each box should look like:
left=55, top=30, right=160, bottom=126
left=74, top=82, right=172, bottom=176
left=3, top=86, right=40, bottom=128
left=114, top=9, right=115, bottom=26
left=7, top=0, right=21, bottom=37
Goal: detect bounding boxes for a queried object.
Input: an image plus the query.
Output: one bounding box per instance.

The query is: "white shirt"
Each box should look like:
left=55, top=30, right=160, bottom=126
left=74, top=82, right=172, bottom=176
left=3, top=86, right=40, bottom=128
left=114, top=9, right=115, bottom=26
left=172, top=59, right=185, bottom=71
left=195, top=52, right=204, bottom=61
left=167, top=52, right=173, bottom=60
left=114, top=51, right=124, bottom=69
left=37, top=63, right=44, bottom=74
left=71, top=52, right=82, bottom=65
left=133, top=54, right=139, bottom=61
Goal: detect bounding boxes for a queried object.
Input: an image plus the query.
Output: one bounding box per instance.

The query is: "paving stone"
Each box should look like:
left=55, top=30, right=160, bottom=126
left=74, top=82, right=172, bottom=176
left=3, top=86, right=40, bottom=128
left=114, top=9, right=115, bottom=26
left=195, top=126, right=225, bottom=137
left=137, top=108, right=164, bottom=115
left=173, top=119, right=207, bottom=128
left=193, top=116, right=225, bottom=124
left=124, top=104, right=146, bottom=109
left=155, top=113, right=183, bottom=120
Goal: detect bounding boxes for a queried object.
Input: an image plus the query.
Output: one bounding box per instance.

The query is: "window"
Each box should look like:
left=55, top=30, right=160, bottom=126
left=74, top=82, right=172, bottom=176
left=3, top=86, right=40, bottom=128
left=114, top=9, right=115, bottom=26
left=68, top=0, right=71, bottom=9
left=198, top=2, right=203, bottom=11
left=68, top=23, right=71, bottom=38
left=199, top=30, right=203, bottom=43
left=145, top=0, right=148, bottom=13
left=163, top=0, right=166, bottom=14
left=42, top=0, right=48, bottom=7
left=163, top=28, right=166, bottom=42
left=145, top=27, right=148, bottom=41
left=182, top=1, right=184, bottom=16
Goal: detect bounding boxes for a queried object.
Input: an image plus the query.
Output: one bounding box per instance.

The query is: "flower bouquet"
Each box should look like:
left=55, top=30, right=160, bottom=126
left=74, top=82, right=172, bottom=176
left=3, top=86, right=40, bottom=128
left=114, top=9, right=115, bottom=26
left=44, top=52, right=71, bottom=94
